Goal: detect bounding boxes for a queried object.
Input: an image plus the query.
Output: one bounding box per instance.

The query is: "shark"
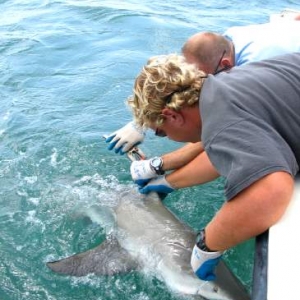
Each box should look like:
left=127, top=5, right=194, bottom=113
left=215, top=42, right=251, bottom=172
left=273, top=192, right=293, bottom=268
left=47, top=187, right=250, bottom=300
left=47, top=146, right=250, bottom=300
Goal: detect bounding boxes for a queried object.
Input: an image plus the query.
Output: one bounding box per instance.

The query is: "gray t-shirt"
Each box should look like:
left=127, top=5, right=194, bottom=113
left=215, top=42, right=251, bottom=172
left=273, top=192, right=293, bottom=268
left=200, top=52, right=300, bottom=200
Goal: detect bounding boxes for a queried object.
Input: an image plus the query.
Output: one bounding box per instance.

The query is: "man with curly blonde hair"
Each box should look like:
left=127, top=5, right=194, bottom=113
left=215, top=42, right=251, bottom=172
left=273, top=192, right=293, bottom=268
left=106, top=19, right=300, bottom=154
left=127, top=52, right=300, bottom=281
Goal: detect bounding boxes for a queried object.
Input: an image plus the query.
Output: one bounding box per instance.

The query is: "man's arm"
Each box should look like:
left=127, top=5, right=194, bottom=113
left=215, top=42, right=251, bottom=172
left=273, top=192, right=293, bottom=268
left=166, top=150, right=220, bottom=188
left=205, top=171, right=294, bottom=251
left=134, top=148, right=220, bottom=195
left=162, top=142, right=205, bottom=171
left=131, top=142, right=207, bottom=187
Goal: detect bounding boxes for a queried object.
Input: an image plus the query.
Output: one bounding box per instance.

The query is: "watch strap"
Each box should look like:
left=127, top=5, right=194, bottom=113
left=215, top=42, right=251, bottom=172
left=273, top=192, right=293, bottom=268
left=196, top=229, right=214, bottom=252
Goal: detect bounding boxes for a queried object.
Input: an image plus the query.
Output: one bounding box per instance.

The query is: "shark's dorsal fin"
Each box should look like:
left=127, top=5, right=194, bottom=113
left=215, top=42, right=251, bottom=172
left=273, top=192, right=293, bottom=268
left=47, top=237, right=138, bottom=276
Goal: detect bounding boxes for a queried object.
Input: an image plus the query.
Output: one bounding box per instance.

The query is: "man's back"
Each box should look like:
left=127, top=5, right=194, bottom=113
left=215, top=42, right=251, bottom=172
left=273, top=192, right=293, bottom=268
left=224, top=21, right=300, bottom=65
left=200, top=52, right=300, bottom=199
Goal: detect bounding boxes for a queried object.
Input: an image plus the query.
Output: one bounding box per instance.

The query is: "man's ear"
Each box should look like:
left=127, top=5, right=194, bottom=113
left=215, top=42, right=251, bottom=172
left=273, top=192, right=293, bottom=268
left=221, top=58, right=232, bottom=70
left=161, top=108, right=184, bottom=125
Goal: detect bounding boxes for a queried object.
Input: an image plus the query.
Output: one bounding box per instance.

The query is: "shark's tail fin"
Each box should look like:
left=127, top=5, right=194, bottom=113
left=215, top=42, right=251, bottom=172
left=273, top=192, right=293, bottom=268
left=47, top=237, right=138, bottom=276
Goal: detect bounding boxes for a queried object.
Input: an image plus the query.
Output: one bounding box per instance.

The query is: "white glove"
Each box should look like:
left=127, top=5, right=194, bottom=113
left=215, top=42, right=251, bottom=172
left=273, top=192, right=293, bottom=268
left=130, top=159, right=158, bottom=186
left=191, top=235, right=223, bottom=281
left=105, top=121, right=145, bottom=154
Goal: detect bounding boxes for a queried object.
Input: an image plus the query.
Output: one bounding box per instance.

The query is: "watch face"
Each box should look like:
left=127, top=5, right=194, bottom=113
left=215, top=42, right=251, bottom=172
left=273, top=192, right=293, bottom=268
left=151, top=157, right=162, bottom=168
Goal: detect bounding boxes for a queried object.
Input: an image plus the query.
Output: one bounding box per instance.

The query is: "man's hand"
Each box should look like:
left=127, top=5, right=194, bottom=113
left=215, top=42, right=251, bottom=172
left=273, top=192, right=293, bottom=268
left=130, top=159, right=158, bottom=186
left=190, top=243, right=222, bottom=281
left=138, top=176, right=174, bottom=195
left=105, top=121, right=145, bottom=154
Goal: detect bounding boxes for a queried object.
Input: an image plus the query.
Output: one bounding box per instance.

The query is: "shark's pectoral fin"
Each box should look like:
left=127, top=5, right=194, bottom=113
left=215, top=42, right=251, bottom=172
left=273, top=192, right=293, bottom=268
left=47, top=237, right=138, bottom=277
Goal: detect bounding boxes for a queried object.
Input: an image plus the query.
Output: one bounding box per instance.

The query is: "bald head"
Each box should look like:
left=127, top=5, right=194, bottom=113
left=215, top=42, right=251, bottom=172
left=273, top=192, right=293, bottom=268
left=182, top=32, right=234, bottom=74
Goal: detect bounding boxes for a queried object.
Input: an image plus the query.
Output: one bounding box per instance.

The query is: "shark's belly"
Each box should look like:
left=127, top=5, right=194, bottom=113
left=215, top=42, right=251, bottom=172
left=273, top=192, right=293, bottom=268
left=114, top=192, right=207, bottom=291
left=113, top=190, right=249, bottom=300
left=115, top=191, right=195, bottom=253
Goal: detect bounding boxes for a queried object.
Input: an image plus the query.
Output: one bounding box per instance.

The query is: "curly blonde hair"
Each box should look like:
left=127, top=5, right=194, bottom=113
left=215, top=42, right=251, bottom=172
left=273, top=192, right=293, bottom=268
left=127, top=54, right=207, bottom=128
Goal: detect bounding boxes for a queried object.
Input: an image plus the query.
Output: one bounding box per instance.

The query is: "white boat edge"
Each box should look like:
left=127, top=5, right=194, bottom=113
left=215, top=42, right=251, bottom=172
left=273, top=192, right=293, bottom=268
left=267, top=175, right=300, bottom=299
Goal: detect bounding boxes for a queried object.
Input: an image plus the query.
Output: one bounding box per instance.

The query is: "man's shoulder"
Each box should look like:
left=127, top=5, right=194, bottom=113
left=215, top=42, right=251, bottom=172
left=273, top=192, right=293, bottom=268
left=224, top=20, right=300, bottom=37
left=224, top=23, right=267, bottom=38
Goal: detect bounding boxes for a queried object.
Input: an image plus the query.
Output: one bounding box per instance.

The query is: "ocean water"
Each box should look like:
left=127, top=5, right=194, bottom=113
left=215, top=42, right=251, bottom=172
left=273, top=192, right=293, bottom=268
left=1, top=1, right=300, bottom=299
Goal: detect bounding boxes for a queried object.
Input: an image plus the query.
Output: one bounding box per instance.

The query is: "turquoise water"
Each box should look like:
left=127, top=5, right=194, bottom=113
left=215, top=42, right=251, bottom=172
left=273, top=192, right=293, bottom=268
left=1, top=1, right=300, bottom=299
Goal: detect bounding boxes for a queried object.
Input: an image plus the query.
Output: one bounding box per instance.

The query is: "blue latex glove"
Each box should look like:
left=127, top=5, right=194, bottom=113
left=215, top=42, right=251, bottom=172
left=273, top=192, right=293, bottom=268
left=190, top=243, right=223, bottom=281
left=105, top=121, right=145, bottom=154
left=138, top=176, right=174, bottom=195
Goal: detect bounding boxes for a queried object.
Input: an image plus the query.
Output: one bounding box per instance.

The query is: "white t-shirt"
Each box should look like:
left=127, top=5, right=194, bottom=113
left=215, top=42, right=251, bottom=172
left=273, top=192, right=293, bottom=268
left=224, top=21, right=300, bottom=66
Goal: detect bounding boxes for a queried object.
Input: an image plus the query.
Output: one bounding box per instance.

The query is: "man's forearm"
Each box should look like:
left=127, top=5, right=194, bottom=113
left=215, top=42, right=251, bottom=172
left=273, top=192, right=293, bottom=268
left=166, top=151, right=220, bottom=189
left=205, top=171, right=294, bottom=251
left=162, top=142, right=204, bottom=171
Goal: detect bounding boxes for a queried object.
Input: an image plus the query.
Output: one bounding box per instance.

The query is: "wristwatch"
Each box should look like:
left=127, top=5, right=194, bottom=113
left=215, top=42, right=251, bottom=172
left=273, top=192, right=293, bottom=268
left=150, top=157, right=165, bottom=175
left=196, top=229, right=214, bottom=252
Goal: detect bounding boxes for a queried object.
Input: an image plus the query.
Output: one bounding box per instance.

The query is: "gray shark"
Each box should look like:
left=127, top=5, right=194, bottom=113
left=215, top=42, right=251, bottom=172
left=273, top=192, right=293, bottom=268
left=47, top=187, right=250, bottom=300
